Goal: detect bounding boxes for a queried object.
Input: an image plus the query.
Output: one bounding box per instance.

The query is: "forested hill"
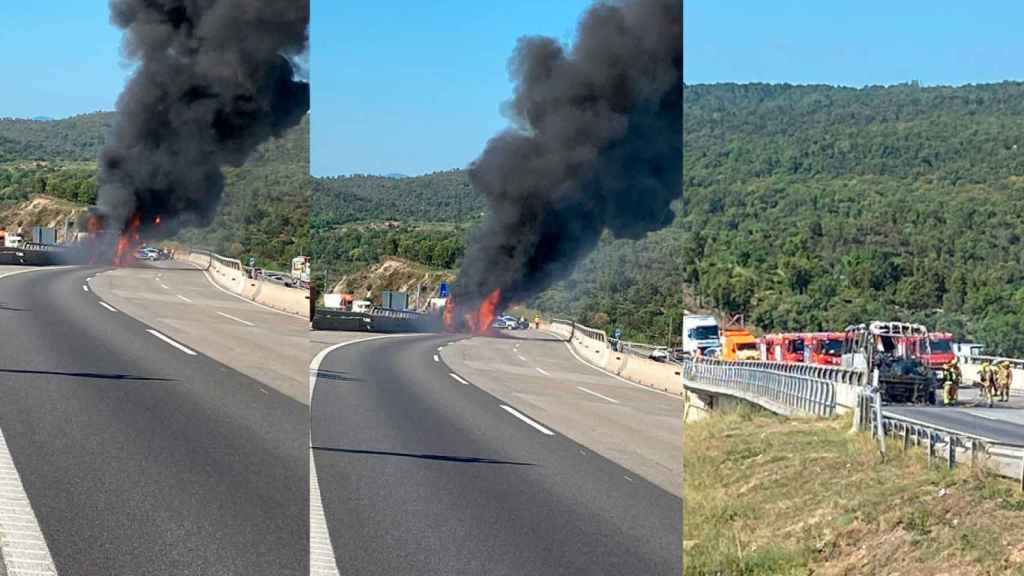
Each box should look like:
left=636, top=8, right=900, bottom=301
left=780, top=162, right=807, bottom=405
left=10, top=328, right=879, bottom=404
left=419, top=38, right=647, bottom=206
left=682, top=81, right=1024, bottom=355
left=0, top=112, right=111, bottom=162
left=313, top=171, right=485, bottom=227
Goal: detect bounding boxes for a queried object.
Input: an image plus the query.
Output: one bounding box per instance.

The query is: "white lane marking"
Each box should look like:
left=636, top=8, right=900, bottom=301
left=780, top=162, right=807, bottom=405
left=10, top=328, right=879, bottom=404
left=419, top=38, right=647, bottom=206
left=449, top=373, right=470, bottom=385
left=308, top=334, right=421, bottom=576
left=433, top=355, right=439, bottom=363
left=195, top=267, right=305, bottom=319
left=146, top=329, right=197, bottom=356
left=216, top=311, right=256, bottom=327
left=549, top=332, right=684, bottom=401
left=624, top=475, right=634, bottom=483
left=81, top=285, right=89, bottom=292
left=437, top=346, right=444, bottom=352
left=309, top=455, right=340, bottom=576
left=0, top=425, right=59, bottom=576
left=576, top=386, right=621, bottom=404
left=98, top=302, right=118, bottom=312
left=176, top=294, right=193, bottom=303
left=159, top=282, right=169, bottom=290
left=516, top=354, right=527, bottom=362
left=536, top=367, right=551, bottom=377
left=500, top=405, right=555, bottom=436
left=0, top=266, right=73, bottom=282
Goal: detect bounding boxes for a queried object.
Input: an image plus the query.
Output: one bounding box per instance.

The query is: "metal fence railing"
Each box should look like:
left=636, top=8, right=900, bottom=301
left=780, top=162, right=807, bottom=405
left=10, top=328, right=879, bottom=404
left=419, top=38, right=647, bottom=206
left=869, top=403, right=1024, bottom=486
left=682, top=357, right=857, bottom=417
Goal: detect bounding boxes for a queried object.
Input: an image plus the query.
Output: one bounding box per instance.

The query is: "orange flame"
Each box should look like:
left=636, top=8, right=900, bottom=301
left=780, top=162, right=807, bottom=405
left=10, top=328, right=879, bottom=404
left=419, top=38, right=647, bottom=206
left=112, top=214, right=142, bottom=266
left=475, top=288, right=501, bottom=334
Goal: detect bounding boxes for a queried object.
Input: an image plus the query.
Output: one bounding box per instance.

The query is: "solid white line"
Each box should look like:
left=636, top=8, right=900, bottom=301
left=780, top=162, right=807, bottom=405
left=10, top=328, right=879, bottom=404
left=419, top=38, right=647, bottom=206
left=309, top=455, right=340, bottom=576
left=547, top=331, right=684, bottom=401
left=216, top=311, right=255, bottom=327
left=307, top=333, right=422, bottom=575
left=433, top=355, right=439, bottom=362
left=577, top=386, right=620, bottom=404
left=196, top=267, right=305, bottom=320
left=449, top=373, right=470, bottom=385
left=0, top=266, right=73, bottom=282
left=500, top=405, right=555, bottom=436
left=98, top=302, right=118, bottom=312
left=536, top=367, right=551, bottom=377
left=0, top=425, right=59, bottom=576
left=146, top=329, right=197, bottom=356
left=176, top=294, right=193, bottom=303
left=81, top=285, right=89, bottom=292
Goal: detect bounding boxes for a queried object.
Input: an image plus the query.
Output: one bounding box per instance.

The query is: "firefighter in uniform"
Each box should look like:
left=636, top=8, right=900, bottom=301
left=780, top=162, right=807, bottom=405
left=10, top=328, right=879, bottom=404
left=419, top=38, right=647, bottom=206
left=980, top=362, right=996, bottom=407
left=998, top=361, right=1013, bottom=403
left=942, top=358, right=961, bottom=406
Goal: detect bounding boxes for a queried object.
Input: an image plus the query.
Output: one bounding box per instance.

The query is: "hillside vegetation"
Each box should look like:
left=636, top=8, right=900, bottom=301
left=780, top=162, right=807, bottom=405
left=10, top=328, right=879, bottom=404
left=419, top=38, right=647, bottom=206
left=0, top=112, right=308, bottom=270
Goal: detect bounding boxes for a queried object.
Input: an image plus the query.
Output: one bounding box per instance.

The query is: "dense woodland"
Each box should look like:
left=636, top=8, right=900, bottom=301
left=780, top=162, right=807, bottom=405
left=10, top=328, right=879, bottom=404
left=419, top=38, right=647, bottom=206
left=315, top=82, right=1024, bottom=354
left=0, top=112, right=308, bottom=270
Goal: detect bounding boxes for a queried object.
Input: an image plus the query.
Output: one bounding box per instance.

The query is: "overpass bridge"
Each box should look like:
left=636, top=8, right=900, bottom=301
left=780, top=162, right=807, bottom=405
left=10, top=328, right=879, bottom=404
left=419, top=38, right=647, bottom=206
left=549, top=318, right=1024, bottom=486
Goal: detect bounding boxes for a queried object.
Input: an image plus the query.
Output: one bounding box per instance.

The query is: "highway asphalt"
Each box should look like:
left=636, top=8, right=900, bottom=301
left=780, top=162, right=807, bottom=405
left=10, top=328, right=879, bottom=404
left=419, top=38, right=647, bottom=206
left=442, top=329, right=683, bottom=496
left=311, top=334, right=682, bottom=575
left=91, top=259, right=312, bottom=403
left=0, top=265, right=306, bottom=575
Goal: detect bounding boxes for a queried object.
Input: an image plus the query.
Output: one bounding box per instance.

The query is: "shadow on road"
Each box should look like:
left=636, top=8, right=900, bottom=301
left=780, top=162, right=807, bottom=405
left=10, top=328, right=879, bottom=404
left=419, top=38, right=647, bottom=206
left=0, top=369, right=176, bottom=382
left=0, top=303, right=28, bottom=312
left=314, top=369, right=364, bottom=383
left=311, top=446, right=535, bottom=466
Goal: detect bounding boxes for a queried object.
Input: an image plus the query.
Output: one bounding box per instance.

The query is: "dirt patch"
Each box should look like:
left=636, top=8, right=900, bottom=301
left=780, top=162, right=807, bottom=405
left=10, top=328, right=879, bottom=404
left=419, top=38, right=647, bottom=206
left=333, top=257, right=454, bottom=303
left=0, top=195, right=87, bottom=233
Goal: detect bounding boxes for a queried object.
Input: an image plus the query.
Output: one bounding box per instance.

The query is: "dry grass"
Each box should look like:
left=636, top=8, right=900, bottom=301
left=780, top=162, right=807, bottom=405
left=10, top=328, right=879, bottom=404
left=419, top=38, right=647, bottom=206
left=684, top=407, right=1024, bottom=575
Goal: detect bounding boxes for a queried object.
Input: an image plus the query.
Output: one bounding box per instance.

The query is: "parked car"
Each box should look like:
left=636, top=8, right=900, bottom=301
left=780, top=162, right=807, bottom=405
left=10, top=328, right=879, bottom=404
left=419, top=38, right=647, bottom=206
left=649, top=347, right=670, bottom=363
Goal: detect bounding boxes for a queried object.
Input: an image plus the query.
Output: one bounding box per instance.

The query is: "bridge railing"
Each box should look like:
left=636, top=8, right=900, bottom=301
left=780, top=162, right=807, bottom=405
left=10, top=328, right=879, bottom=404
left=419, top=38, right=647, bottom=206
left=682, top=357, right=865, bottom=417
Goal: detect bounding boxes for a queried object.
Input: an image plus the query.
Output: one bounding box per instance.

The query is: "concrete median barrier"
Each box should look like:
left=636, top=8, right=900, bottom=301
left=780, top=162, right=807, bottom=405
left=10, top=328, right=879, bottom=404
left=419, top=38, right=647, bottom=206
left=545, top=320, right=684, bottom=397
left=185, top=249, right=307, bottom=317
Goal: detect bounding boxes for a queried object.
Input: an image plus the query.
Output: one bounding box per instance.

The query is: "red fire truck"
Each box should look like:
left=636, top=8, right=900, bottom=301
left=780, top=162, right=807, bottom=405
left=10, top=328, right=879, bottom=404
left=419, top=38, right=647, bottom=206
left=804, top=332, right=845, bottom=366
left=760, top=333, right=806, bottom=363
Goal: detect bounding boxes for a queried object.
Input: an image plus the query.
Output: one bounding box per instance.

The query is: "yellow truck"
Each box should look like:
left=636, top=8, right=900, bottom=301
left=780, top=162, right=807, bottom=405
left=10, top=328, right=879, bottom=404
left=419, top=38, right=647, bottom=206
left=721, top=328, right=760, bottom=361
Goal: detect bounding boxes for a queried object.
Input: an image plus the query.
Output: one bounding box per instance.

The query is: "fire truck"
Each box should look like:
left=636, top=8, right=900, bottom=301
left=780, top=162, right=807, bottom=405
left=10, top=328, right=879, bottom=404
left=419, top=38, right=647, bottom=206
left=760, top=333, right=806, bottom=363
left=804, top=332, right=845, bottom=366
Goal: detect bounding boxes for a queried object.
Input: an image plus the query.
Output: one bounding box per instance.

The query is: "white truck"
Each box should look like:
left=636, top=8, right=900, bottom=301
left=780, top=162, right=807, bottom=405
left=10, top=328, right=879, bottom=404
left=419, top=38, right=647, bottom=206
left=682, top=315, right=721, bottom=358
left=290, top=256, right=310, bottom=287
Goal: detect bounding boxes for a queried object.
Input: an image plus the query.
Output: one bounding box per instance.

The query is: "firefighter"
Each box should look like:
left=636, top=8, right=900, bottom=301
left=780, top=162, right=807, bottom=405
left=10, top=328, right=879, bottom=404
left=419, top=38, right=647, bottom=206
left=980, top=362, right=996, bottom=407
left=998, top=361, right=1013, bottom=403
left=942, top=358, right=961, bottom=406
left=533, top=315, right=541, bottom=330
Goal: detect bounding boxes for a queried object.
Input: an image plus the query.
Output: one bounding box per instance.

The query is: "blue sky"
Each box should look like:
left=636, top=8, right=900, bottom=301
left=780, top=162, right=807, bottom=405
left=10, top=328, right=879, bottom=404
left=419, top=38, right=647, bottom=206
left=312, top=0, right=592, bottom=177
left=686, top=1, right=1024, bottom=87
left=0, top=3, right=127, bottom=119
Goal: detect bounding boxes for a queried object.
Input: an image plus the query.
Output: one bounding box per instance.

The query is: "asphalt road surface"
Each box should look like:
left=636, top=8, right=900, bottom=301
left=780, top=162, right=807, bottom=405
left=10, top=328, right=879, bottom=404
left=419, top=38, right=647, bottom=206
left=92, top=259, right=312, bottom=403
left=311, top=334, right=682, bottom=575
left=0, top=265, right=306, bottom=575
left=442, top=329, right=683, bottom=496
left=886, top=386, right=1024, bottom=445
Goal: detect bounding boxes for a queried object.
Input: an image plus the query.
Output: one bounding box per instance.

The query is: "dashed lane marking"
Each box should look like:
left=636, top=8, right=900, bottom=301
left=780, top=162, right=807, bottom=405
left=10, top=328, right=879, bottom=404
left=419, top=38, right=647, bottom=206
left=146, top=329, right=197, bottom=356
left=536, top=367, right=551, bottom=376
left=449, top=373, right=470, bottom=385
left=98, top=302, right=117, bottom=312
left=0, top=426, right=58, bottom=575
left=216, top=311, right=255, bottom=327
left=500, top=405, right=555, bottom=436
left=81, top=285, right=89, bottom=293
left=433, top=355, right=439, bottom=363
left=576, top=386, right=621, bottom=404
left=175, top=295, right=193, bottom=303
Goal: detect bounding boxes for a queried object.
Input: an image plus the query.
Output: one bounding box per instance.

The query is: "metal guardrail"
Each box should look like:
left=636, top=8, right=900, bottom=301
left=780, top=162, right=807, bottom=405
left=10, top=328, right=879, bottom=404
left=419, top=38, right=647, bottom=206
left=366, top=305, right=427, bottom=320
left=868, top=401, right=1024, bottom=486
left=551, top=318, right=608, bottom=344
left=682, top=357, right=859, bottom=417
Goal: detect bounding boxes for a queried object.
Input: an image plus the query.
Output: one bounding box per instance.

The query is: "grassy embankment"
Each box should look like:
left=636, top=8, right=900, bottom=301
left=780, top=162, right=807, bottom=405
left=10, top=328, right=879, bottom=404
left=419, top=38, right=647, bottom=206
left=685, top=408, right=1024, bottom=575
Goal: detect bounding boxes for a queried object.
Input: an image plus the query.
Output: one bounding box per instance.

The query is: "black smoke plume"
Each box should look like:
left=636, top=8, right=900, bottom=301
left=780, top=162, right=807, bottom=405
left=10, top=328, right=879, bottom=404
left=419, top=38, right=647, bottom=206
left=98, top=0, right=309, bottom=238
left=452, top=0, right=682, bottom=320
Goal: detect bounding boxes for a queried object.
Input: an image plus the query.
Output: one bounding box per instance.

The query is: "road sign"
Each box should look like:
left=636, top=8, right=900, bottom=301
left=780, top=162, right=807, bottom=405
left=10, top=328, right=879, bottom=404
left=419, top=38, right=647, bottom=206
left=439, top=282, right=449, bottom=297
